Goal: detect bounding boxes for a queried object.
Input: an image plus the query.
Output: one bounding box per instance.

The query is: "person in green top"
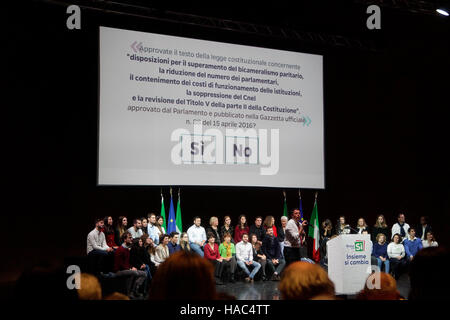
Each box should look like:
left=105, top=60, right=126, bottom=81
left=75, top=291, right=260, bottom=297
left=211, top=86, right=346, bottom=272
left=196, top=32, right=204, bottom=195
left=219, top=232, right=237, bottom=283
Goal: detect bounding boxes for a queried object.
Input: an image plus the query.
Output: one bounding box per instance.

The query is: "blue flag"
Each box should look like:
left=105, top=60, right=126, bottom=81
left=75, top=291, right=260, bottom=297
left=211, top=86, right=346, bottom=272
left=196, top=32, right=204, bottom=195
left=167, top=192, right=176, bottom=234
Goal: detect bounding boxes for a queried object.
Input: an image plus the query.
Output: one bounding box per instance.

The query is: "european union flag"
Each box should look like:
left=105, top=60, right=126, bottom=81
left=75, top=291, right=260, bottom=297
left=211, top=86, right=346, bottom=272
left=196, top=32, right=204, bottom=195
left=167, top=192, right=177, bottom=234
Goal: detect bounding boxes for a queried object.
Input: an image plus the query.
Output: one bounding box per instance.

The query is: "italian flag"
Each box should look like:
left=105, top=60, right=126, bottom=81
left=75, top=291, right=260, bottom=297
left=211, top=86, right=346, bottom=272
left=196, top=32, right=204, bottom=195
left=176, top=190, right=182, bottom=233
left=160, top=193, right=167, bottom=231
left=308, top=198, right=320, bottom=263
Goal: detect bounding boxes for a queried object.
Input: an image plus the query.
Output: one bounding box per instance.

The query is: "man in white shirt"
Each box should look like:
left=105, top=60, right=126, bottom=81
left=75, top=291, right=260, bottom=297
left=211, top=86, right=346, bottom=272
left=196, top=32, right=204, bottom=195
left=284, top=209, right=308, bottom=266
left=87, top=218, right=113, bottom=274
left=147, top=213, right=159, bottom=245
left=187, top=216, right=206, bottom=257
left=236, top=233, right=261, bottom=282
left=391, top=213, right=410, bottom=242
left=128, top=218, right=143, bottom=239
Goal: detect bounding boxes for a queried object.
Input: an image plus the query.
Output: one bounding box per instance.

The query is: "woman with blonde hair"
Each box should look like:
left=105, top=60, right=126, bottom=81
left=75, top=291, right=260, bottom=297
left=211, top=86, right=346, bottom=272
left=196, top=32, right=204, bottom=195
left=372, top=214, right=390, bottom=242
left=279, top=261, right=335, bottom=300
left=179, top=232, right=191, bottom=252
left=355, top=217, right=369, bottom=234
left=263, top=216, right=277, bottom=237
left=372, top=233, right=390, bottom=273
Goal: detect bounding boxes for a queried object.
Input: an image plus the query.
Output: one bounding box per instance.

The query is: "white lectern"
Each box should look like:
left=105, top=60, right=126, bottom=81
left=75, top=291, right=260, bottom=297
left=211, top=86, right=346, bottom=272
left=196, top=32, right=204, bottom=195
left=327, top=234, right=373, bottom=295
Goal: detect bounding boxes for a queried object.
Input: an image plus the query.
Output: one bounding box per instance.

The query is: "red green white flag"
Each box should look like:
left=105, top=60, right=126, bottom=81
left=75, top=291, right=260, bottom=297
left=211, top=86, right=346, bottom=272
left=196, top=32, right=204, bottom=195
left=308, top=197, right=320, bottom=263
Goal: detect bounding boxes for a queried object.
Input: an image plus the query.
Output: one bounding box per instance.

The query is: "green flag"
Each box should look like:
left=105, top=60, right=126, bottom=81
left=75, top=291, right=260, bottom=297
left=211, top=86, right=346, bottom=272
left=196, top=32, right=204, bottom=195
left=308, top=193, right=320, bottom=262
left=160, top=191, right=167, bottom=231
left=283, top=191, right=288, bottom=217
left=176, top=189, right=182, bottom=233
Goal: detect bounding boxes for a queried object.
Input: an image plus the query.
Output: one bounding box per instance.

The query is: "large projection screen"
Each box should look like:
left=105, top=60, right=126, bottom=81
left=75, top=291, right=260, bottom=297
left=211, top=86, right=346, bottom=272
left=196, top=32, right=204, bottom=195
left=98, top=26, right=324, bottom=188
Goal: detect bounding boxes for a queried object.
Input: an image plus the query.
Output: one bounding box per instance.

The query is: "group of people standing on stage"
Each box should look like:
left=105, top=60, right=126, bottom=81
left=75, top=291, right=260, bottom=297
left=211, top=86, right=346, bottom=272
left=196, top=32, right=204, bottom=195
left=319, top=213, right=437, bottom=279
left=87, top=209, right=437, bottom=298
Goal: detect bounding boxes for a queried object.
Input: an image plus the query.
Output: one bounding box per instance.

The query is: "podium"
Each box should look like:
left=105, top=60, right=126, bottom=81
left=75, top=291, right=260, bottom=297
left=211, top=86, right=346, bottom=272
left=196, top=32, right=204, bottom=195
left=327, top=234, right=373, bottom=295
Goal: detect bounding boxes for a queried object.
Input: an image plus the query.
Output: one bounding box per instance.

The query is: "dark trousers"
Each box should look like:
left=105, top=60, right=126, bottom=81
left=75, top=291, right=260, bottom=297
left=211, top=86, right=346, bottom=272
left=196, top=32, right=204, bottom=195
left=87, top=249, right=109, bottom=274
left=267, top=258, right=286, bottom=275
left=222, top=256, right=237, bottom=275
left=284, top=247, right=301, bottom=267
left=210, top=260, right=225, bottom=279
left=390, top=257, right=407, bottom=280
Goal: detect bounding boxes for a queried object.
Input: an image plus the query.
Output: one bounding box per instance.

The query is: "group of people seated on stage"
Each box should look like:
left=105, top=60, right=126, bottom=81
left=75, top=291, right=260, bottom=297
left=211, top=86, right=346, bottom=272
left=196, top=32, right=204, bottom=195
left=319, top=213, right=438, bottom=280
left=86, top=209, right=437, bottom=298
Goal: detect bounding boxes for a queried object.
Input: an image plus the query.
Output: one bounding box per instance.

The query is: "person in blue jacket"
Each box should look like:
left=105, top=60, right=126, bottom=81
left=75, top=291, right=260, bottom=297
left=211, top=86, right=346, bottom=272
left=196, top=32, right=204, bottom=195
left=403, top=227, right=423, bottom=262
left=372, top=233, right=390, bottom=274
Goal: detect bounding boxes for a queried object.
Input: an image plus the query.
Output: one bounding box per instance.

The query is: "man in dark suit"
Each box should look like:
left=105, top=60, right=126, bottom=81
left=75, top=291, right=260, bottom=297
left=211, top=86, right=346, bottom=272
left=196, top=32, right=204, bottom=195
left=416, top=216, right=432, bottom=241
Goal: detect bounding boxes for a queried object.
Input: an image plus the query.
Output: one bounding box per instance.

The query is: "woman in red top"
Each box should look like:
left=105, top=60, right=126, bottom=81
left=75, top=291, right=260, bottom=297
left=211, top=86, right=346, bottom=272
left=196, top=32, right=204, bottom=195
left=234, top=215, right=249, bottom=244
left=263, top=216, right=278, bottom=238
left=204, top=233, right=225, bottom=285
left=103, top=216, right=118, bottom=249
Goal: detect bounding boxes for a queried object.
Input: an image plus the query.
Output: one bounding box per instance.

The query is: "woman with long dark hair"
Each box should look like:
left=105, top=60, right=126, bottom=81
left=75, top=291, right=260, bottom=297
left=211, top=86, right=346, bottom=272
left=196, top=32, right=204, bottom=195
left=234, top=214, right=249, bottom=243
left=103, top=216, right=118, bottom=249
left=115, top=216, right=128, bottom=245
left=220, top=216, right=234, bottom=243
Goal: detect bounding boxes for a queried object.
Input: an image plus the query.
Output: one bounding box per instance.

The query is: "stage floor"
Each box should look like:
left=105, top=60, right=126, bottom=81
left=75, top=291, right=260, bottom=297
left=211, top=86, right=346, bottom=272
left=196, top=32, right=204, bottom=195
left=216, top=273, right=411, bottom=300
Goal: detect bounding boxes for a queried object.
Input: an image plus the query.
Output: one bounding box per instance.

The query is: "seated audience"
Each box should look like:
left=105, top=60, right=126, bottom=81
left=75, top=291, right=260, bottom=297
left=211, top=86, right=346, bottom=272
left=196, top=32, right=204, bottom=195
left=251, top=233, right=267, bottom=280
left=372, top=214, right=390, bottom=243
left=148, top=250, right=219, bottom=300
left=335, top=215, right=351, bottom=235
left=130, top=236, right=152, bottom=285
left=87, top=218, right=113, bottom=274
left=408, top=247, right=450, bottom=300
left=141, top=217, right=148, bottom=235
left=220, top=215, right=234, bottom=243
left=205, top=216, right=221, bottom=245
left=114, top=216, right=128, bottom=246
left=179, top=232, right=191, bottom=252
left=262, top=227, right=285, bottom=280
left=154, top=234, right=170, bottom=265
left=234, top=214, right=250, bottom=244
left=372, top=233, right=390, bottom=274
left=263, top=215, right=277, bottom=237
left=77, top=273, right=102, bottom=300
left=103, top=216, right=118, bottom=249
left=279, top=262, right=335, bottom=300
left=319, top=219, right=333, bottom=268
left=422, top=231, right=438, bottom=248
left=236, top=233, right=261, bottom=282
left=141, top=234, right=157, bottom=276
left=204, top=233, right=226, bottom=285
left=127, top=218, right=143, bottom=239
left=416, top=215, right=432, bottom=241
left=154, top=215, right=166, bottom=240
left=354, top=217, right=369, bottom=234
left=403, top=227, right=423, bottom=262
left=249, top=216, right=265, bottom=245
left=113, top=232, right=147, bottom=298
left=391, top=212, right=410, bottom=241
left=147, top=213, right=159, bottom=245
left=387, top=233, right=406, bottom=280
left=357, top=272, right=401, bottom=300
left=278, top=216, right=288, bottom=258
left=187, top=216, right=206, bottom=257
left=219, top=232, right=237, bottom=283
left=168, top=231, right=181, bottom=255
